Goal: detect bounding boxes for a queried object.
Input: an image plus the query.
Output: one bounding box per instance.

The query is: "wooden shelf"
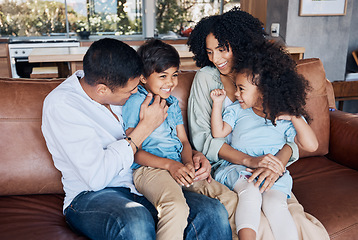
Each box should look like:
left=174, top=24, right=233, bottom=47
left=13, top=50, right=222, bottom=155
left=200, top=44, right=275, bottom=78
left=332, top=80, right=358, bottom=110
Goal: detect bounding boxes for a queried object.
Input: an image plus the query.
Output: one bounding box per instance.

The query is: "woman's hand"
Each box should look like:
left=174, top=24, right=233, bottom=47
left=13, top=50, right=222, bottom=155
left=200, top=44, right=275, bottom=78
left=192, top=151, right=212, bottom=183
left=245, top=154, right=285, bottom=176
left=246, top=167, right=280, bottom=193
left=168, top=161, right=195, bottom=187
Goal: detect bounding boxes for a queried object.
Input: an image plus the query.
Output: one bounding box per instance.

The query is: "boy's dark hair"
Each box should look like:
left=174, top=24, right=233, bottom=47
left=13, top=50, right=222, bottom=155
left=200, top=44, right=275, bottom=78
left=83, top=38, right=143, bottom=91
left=235, top=42, right=312, bottom=125
left=137, top=39, right=180, bottom=78
left=187, top=7, right=267, bottom=68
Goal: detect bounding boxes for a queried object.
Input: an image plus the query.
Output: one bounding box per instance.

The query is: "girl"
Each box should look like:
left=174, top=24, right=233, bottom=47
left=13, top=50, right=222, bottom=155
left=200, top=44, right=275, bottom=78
left=187, top=7, right=329, bottom=240
left=210, top=42, right=318, bottom=240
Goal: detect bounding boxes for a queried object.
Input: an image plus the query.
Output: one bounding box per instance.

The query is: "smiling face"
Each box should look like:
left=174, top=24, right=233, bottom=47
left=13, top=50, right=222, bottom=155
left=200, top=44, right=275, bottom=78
left=142, top=66, right=179, bottom=99
left=205, top=32, right=234, bottom=75
left=234, top=72, right=263, bottom=111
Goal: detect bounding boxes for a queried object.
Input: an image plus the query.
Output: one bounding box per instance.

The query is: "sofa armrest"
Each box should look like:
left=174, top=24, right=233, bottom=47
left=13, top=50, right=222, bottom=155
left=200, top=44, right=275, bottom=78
left=326, top=110, right=358, bottom=170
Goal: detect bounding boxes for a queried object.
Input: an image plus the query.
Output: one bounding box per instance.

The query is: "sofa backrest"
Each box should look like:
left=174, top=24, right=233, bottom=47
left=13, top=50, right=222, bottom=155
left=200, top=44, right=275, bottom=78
left=295, top=58, right=332, bottom=157
left=0, top=78, right=64, bottom=195
left=0, top=58, right=335, bottom=196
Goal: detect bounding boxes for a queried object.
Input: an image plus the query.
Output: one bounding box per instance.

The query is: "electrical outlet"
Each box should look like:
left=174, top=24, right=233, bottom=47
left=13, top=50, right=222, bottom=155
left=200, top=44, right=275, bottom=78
left=271, top=23, right=280, bottom=37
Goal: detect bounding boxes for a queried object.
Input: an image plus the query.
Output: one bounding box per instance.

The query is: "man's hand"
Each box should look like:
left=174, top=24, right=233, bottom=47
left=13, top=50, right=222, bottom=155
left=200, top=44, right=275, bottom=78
left=139, top=93, right=168, bottom=131
left=192, top=151, right=212, bottom=183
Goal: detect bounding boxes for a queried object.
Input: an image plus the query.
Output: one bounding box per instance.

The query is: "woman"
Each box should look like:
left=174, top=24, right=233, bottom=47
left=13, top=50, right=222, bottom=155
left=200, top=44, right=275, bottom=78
left=187, top=7, right=329, bottom=240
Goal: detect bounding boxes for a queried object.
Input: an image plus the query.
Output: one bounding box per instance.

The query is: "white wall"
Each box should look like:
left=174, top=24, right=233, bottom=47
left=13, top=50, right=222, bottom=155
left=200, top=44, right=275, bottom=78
left=285, top=0, right=354, bottom=82
left=266, top=0, right=357, bottom=113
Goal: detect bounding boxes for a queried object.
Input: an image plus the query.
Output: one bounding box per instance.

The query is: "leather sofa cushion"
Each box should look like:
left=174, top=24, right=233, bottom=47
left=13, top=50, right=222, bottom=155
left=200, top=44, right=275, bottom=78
left=288, top=156, right=358, bottom=239
left=0, top=194, right=87, bottom=239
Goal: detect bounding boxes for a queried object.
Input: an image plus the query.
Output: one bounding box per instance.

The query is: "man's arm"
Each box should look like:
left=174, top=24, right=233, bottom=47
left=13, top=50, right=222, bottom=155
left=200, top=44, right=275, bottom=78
left=124, top=94, right=168, bottom=153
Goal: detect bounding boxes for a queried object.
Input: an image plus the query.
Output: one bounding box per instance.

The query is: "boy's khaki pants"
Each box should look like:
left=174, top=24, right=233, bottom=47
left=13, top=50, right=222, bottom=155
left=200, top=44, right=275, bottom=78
left=133, top=166, right=238, bottom=240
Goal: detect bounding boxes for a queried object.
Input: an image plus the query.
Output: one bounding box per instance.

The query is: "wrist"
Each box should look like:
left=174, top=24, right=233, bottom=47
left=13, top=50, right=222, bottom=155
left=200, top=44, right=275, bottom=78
left=212, top=101, right=223, bottom=107
left=124, top=137, right=138, bottom=153
left=242, top=156, right=253, bottom=167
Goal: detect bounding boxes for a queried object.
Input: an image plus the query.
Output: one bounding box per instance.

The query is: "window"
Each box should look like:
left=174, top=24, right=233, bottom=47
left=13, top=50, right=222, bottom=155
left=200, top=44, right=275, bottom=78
left=156, top=0, right=240, bottom=35
left=0, top=0, right=142, bottom=37
left=0, top=0, right=69, bottom=36
left=0, top=0, right=239, bottom=38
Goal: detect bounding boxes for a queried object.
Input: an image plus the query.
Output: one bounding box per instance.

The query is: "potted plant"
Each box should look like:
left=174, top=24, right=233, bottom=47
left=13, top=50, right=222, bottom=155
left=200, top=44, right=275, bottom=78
left=76, top=21, right=91, bottom=40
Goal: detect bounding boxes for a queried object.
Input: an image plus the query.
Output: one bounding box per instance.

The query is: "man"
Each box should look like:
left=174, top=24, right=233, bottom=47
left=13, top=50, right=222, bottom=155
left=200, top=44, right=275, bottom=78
left=42, top=38, right=232, bottom=240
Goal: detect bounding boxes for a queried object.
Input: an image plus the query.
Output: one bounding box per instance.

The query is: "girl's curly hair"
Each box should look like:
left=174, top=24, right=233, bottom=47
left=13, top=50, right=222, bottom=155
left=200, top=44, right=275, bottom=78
left=235, top=42, right=312, bottom=125
left=187, top=7, right=267, bottom=68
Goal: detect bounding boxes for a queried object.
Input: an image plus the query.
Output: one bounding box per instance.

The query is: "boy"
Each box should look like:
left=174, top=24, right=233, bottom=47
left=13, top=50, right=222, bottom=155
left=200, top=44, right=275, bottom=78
left=122, top=39, right=238, bottom=240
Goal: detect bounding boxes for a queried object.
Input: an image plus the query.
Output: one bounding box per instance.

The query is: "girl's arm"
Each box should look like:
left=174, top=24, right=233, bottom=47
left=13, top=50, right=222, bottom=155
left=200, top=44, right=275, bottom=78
left=210, top=89, right=233, bottom=138
left=277, top=115, right=319, bottom=153
left=291, top=116, right=319, bottom=152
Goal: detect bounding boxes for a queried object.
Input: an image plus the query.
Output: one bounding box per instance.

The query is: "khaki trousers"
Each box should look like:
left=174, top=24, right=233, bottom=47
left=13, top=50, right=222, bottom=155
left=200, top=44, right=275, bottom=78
left=133, top=166, right=238, bottom=240
left=134, top=166, right=329, bottom=240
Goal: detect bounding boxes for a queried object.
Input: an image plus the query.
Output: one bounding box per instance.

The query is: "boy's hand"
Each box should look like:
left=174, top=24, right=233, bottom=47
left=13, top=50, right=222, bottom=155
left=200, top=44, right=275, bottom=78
left=246, top=167, right=280, bottom=193
left=192, top=151, right=212, bottom=183
left=210, top=89, right=226, bottom=103
left=139, top=93, right=168, bottom=131
left=168, top=161, right=195, bottom=187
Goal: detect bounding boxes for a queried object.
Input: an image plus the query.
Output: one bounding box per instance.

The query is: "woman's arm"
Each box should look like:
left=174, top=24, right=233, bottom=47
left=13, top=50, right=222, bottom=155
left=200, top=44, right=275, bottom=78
left=246, top=144, right=294, bottom=192
left=188, top=69, right=227, bottom=161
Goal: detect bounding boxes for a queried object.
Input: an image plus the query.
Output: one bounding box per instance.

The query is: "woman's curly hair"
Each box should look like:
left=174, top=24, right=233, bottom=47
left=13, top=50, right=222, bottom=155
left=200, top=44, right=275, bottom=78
left=235, top=42, right=312, bottom=125
left=187, top=7, right=267, bottom=68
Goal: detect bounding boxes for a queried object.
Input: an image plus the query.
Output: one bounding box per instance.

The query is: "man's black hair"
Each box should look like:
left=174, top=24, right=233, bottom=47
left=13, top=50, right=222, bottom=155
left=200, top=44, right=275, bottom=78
left=137, top=39, right=180, bottom=78
left=83, top=38, right=143, bottom=91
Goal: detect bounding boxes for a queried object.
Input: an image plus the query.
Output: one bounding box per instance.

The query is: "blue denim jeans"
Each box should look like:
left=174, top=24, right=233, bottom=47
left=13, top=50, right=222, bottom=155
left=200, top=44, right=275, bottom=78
left=64, top=187, right=231, bottom=240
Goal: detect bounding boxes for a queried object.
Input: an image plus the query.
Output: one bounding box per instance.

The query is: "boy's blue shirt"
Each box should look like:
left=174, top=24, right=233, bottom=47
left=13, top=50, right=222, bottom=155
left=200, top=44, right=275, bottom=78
left=122, top=85, right=184, bottom=169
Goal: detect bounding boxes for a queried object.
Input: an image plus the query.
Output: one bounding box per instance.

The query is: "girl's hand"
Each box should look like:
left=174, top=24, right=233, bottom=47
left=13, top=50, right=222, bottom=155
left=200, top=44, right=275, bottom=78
left=168, top=161, right=195, bottom=187
left=275, top=114, right=293, bottom=121
left=246, top=154, right=285, bottom=176
left=246, top=167, right=280, bottom=193
left=210, top=89, right=226, bottom=103
left=192, top=151, right=212, bottom=183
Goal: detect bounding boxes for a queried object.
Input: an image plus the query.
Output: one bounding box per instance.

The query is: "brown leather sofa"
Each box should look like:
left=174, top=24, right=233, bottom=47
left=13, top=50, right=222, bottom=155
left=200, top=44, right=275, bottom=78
left=0, top=58, right=357, bottom=240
